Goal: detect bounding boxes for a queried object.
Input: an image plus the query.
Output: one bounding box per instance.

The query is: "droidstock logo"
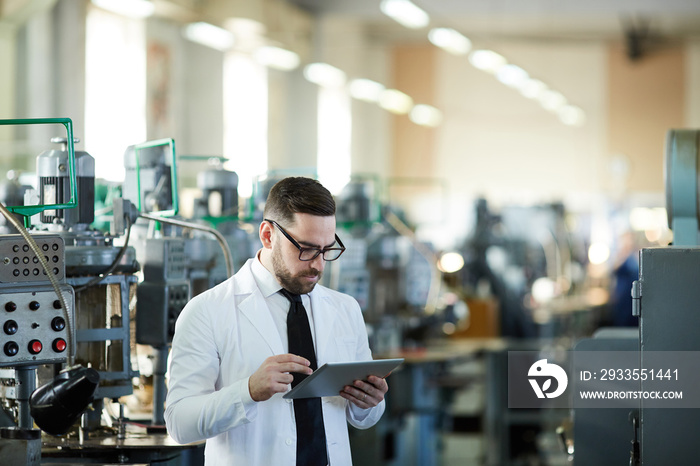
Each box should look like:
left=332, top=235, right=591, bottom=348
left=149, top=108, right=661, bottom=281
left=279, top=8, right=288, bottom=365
left=528, top=359, right=568, bottom=399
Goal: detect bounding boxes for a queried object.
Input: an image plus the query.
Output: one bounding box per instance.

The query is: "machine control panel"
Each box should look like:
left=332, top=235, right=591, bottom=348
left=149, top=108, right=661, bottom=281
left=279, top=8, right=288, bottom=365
left=0, top=235, right=65, bottom=283
left=0, top=284, right=74, bottom=367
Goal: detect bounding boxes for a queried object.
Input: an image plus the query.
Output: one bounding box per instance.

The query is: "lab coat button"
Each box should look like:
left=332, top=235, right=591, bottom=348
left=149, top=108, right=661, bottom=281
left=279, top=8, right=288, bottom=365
left=286, top=438, right=293, bottom=446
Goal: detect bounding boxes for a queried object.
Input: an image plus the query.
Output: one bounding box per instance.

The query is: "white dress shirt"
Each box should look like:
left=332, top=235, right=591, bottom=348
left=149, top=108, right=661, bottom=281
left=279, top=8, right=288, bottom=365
left=250, top=254, right=318, bottom=351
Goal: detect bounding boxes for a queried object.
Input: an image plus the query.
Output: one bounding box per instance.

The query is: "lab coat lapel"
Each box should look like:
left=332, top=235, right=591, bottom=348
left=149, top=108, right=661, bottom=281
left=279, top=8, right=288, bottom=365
left=310, top=287, right=337, bottom=367
left=236, top=261, right=285, bottom=356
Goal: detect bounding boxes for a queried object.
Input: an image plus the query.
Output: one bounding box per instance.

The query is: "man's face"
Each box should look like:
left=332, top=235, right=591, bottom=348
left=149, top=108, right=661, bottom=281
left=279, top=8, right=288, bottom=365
left=271, top=213, right=337, bottom=295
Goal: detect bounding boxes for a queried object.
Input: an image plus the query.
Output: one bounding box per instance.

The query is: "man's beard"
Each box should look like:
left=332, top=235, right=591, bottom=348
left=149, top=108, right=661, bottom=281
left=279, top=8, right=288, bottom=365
left=271, top=242, right=322, bottom=295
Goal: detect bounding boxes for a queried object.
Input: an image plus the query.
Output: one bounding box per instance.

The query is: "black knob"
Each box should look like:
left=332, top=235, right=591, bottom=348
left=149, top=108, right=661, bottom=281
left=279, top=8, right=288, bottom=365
left=4, top=341, right=18, bottom=357
left=29, top=301, right=40, bottom=311
left=53, top=300, right=62, bottom=309
left=3, top=320, right=18, bottom=335
left=51, top=317, right=66, bottom=332
left=5, top=302, right=16, bottom=312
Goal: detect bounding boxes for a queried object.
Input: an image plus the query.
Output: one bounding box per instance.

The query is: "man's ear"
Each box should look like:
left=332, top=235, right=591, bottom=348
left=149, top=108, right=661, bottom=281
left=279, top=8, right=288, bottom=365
left=259, top=221, right=274, bottom=249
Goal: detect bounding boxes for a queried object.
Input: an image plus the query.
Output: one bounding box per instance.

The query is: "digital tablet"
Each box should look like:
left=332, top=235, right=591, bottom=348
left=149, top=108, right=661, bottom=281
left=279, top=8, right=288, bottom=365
left=283, top=358, right=404, bottom=400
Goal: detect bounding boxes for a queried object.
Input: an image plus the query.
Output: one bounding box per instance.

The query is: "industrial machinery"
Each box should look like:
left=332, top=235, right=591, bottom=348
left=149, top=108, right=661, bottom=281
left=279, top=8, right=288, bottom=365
left=0, top=118, right=99, bottom=465
left=332, top=177, right=440, bottom=352
left=456, top=197, right=591, bottom=340
left=571, top=129, right=700, bottom=465
left=123, top=140, right=234, bottom=428
left=0, top=118, right=229, bottom=465
left=186, top=157, right=256, bottom=296
left=331, top=177, right=459, bottom=466
left=636, top=129, right=700, bottom=465
left=31, top=131, right=140, bottom=428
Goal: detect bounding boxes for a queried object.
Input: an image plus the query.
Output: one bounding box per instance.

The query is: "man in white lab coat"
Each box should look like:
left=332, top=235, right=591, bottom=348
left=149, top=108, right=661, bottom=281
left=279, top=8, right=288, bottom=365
left=165, top=177, right=388, bottom=466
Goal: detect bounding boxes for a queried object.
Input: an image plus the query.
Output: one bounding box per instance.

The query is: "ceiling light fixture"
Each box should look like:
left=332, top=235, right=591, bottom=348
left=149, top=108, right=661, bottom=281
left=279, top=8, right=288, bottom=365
left=496, top=64, right=529, bottom=88
left=380, top=0, right=430, bottom=29
left=304, top=63, right=347, bottom=88
left=558, top=105, right=586, bottom=126
left=254, top=46, right=300, bottom=71
left=468, top=49, right=507, bottom=74
left=379, top=89, right=414, bottom=114
left=428, top=28, right=471, bottom=55
left=349, top=79, right=386, bottom=103
left=538, top=89, right=567, bottom=111
left=91, top=0, right=154, bottom=18
left=519, top=78, right=547, bottom=99
left=409, top=104, right=443, bottom=127
left=183, top=22, right=235, bottom=51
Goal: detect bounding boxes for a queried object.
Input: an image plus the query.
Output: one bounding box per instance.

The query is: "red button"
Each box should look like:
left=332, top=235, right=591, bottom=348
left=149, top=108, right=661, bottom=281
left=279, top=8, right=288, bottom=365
left=28, top=340, right=42, bottom=354
left=52, top=339, right=66, bottom=352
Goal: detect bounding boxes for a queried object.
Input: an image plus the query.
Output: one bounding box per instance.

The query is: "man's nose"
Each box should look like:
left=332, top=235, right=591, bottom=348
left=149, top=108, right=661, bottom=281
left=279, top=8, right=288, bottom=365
left=310, top=253, right=325, bottom=271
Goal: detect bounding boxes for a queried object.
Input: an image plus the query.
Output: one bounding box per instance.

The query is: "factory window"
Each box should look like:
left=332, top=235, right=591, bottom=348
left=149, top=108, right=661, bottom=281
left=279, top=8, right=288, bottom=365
left=223, top=51, right=268, bottom=199
left=84, top=5, right=147, bottom=182
left=318, top=86, right=351, bottom=195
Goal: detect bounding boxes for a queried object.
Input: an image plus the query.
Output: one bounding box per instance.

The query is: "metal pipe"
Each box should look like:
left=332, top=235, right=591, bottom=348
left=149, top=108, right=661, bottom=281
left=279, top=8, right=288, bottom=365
left=139, top=212, right=235, bottom=278
left=15, top=367, right=36, bottom=429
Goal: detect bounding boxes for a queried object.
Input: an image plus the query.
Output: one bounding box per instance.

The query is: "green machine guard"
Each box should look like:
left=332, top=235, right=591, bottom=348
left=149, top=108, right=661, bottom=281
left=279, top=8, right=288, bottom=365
left=0, top=118, right=78, bottom=227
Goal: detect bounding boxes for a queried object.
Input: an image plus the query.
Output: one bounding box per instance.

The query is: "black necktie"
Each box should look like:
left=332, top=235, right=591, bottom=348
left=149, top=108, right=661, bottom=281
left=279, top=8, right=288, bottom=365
left=279, top=289, right=328, bottom=466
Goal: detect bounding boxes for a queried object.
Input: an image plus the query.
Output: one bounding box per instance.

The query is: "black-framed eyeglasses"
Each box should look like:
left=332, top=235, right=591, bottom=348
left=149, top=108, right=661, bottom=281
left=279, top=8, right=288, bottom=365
left=264, top=218, right=346, bottom=261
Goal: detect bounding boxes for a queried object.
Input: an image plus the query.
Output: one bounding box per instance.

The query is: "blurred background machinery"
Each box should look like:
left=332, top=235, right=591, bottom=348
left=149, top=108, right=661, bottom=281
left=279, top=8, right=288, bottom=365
left=0, top=116, right=692, bottom=466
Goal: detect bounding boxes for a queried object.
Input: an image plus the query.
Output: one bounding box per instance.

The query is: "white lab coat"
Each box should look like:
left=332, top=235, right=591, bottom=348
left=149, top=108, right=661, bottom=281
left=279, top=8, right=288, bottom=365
left=165, top=258, right=385, bottom=466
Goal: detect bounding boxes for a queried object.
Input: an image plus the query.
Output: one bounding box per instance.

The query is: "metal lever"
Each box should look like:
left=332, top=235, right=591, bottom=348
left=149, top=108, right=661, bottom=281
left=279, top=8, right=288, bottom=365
left=630, top=411, right=640, bottom=466
left=556, top=425, right=574, bottom=457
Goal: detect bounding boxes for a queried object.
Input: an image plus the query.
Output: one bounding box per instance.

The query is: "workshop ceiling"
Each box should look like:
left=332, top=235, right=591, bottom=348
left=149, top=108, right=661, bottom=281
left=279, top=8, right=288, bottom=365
left=286, top=0, right=700, bottom=44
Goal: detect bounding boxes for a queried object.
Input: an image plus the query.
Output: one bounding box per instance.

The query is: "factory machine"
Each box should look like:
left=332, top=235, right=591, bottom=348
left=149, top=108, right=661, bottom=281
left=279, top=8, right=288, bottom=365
left=634, top=129, right=700, bottom=465
left=571, top=129, right=700, bottom=465
left=347, top=183, right=591, bottom=465
left=186, top=157, right=256, bottom=296
left=330, top=177, right=465, bottom=466
left=0, top=118, right=105, bottom=464
left=0, top=118, right=237, bottom=465
left=123, top=139, right=235, bottom=430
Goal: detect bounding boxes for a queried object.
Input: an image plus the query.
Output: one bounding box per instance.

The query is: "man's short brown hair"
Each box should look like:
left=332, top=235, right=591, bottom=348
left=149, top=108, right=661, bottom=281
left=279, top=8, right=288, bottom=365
left=263, top=177, right=335, bottom=225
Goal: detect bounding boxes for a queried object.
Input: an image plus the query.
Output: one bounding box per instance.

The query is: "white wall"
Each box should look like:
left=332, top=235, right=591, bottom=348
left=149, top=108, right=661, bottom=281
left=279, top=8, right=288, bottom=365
left=435, top=41, right=607, bottom=204
left=428, top=41, right=608, bottom=243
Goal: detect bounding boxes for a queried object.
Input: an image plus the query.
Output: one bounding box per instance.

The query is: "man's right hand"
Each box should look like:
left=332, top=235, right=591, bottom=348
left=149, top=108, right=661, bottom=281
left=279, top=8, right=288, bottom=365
left=248, top=354, right=312, bottom=401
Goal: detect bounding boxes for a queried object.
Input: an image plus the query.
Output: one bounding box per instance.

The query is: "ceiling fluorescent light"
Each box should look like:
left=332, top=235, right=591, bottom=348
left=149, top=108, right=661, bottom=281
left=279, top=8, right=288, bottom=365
left=496, top=64, right=529, bottom=88
left=519, top=79, right=547, bottom=99
left=558, top=105, right=586, bottom=126
left=349, top=79, right=385, bottom=103
left=91, top=0, right=154, bottom=18
left=428, top=28, right=471, bottom=55
left=409, top=104, right=443, bottom=127
left=379, top=89, right=413, bottom=114
left=380, top=0, right=430, bottom=29
left=304, top=63, right=346, bottom=88
left=468, top=50, right=506, bottom=74
left=183, top=22, right=235, bottom=51
left=254, top=46, right=300, bottom=71
left=538, top=89, right=567, bottom=111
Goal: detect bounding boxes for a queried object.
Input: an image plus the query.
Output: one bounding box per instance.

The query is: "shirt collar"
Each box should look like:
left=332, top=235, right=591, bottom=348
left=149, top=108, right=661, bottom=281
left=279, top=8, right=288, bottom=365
left=251, top=250, right=283, bottom=299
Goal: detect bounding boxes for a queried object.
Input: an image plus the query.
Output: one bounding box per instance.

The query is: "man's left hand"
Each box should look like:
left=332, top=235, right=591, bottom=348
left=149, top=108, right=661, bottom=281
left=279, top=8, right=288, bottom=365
left=340, top=375, right=388, bottom=408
